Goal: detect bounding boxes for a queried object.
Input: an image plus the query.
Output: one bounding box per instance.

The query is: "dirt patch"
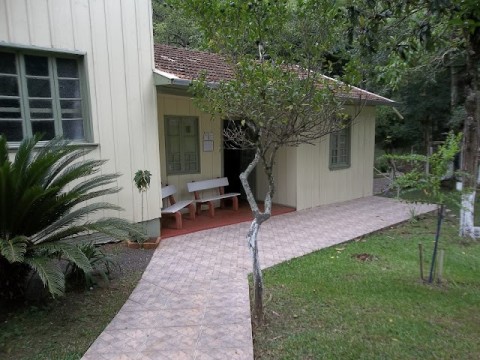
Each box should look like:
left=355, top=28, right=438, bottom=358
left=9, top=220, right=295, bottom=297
left=352, top=253, right=378, bottom=261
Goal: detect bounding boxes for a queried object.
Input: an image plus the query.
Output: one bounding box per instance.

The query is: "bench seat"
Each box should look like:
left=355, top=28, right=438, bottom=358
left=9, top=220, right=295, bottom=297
left=161, top=185, right=195, bottom=229
left=187, top=177, right=240, bottom=218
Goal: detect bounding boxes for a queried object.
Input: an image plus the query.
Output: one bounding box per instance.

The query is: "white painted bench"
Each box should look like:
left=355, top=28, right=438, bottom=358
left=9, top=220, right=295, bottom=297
left=161, top=185, right=195, bottom=229
left=187, top=177, right=240, bottom=217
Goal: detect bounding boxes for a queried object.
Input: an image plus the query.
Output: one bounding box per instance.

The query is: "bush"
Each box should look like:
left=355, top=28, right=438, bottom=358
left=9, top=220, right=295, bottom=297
left=0, top=136, right=142, bottom=304
left=65, top=242, right=119, bottom=289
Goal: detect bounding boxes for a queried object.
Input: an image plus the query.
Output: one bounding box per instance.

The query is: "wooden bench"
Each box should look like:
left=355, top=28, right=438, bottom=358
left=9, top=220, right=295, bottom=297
left=161, top=185, right=195, bottom=229
left=187, top=177, right=240, bottom=217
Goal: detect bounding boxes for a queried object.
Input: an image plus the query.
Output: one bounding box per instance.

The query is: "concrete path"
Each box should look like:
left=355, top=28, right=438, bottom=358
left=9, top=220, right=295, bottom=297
left=83, top=196, right=435, bottom=360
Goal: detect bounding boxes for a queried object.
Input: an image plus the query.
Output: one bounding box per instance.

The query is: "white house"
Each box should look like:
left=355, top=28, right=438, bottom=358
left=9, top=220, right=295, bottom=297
left=0, top=0, right=393, bottom=237
left=0, top=0, right=162, bottom=236
left=153, top=44, right=394, bottom=211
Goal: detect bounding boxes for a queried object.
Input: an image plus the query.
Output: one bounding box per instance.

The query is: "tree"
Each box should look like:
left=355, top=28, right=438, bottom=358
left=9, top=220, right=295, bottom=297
left=169, top=0, right=363, bottom=322
left=375, top=66, right=453, bottom=154
left=0, top=136, right=142, bottom=304
left=385, top=132, right=462, bottom=283
left=345, top=0, right=480, bottom=237
left=152, top=0, right=203, bottom=48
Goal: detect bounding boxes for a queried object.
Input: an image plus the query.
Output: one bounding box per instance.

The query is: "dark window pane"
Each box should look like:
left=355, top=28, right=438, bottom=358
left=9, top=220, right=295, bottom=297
left=27, top=78, right=51, bottom=97
left=29, top=99, right=53, bottom=119
left=25, top=55, right=49, bottom=76
left=57, top=58, right=78, bottom=78
left=0, top=120, right=23, bottom=141
left=31, top=120, right=55, bottom=140
left=0, top=76, right=19, bottom=96
left=0, top=98, right=21, bottom=118
left=62, top=119, right=84, bottom=140
left=60, top=100, right=82, bottom=118
left=58, top=79, right=80, bottom=98
left=0, top=98, right=20, bottom=108
left=0, top=52, right=17, bottom=74
left=0, top=111, right=21, bottom=119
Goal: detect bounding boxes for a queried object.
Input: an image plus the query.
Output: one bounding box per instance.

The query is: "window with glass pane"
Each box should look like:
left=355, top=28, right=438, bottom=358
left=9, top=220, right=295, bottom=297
left=329, top=127, right=351, bottom=169
left=0, top=49, right=87, bottom=142
left=165, top=116, right=199, bottom=175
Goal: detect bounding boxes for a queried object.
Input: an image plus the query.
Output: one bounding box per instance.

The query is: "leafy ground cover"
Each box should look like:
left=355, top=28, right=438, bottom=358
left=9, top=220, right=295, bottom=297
left=252, top=212, right=480, bottom=359
left=0, top=243, right=154, bottom=360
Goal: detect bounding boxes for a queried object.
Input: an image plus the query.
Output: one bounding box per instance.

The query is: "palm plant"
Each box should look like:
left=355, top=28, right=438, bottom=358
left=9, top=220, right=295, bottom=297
left=0, top=135, right=142, bottom=302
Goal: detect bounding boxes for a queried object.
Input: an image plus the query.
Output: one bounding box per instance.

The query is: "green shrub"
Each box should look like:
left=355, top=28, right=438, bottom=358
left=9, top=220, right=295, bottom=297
left=0, top=135, right=142, bottom=304
left=65, top=242, right=119, bottom=289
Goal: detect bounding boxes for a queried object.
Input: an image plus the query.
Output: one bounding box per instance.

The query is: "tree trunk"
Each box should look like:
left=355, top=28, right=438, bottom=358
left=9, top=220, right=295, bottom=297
left=247, top=218, right=263, bottom=323
left=239, top=146, right=276, bottom=324
left=459, top=31, right=480, bottom=238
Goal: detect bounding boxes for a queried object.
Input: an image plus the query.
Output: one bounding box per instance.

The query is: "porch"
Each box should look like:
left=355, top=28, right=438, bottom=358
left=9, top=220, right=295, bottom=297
left=161, top=201, right=295, bottom=239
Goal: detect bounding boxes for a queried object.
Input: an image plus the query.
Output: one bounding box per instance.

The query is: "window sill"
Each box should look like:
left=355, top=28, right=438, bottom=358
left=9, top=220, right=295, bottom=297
left=8, top=141, right=100, bottom=152
left=329, top=164, right=351, bottom=171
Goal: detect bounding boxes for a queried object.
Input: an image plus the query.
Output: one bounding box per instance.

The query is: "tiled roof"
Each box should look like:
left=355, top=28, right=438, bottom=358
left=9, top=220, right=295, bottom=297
left=153, top=43, right=393, bottom=105
left=154, top=43, right=234, bottom=83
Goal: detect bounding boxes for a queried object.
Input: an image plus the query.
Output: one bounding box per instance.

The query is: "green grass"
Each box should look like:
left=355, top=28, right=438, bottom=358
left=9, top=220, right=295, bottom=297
left=253, top=214, right=480, bottom=359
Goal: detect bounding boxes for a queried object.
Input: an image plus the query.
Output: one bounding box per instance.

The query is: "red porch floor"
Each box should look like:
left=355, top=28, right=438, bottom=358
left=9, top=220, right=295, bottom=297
left=161, top=201, right=295, bottom=239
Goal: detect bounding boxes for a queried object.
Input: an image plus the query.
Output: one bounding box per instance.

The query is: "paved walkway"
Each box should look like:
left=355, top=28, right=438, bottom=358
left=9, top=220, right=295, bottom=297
left=83, top=196, right=435, bottom=360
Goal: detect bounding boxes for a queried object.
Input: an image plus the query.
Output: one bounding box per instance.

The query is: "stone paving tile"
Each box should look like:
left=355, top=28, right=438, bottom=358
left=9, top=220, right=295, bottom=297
left=197, top=324, right=253, bottom=349
left=83, top=196, right=435, bottom=360
left=203, top=306, right=251, bottom=325
left=194, top=347, right=254, bottom=360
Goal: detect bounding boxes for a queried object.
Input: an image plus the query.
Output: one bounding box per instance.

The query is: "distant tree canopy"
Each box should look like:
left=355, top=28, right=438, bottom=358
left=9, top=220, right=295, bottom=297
left=152, top=0, right=204, bottom=48
left=376, top=66, right=453, bottom=153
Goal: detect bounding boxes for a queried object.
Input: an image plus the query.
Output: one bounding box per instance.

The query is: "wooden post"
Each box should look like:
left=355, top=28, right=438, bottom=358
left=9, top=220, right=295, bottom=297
left=418, top=243, right=424, bottom=281
left=437, top=249, right=445, bottom=284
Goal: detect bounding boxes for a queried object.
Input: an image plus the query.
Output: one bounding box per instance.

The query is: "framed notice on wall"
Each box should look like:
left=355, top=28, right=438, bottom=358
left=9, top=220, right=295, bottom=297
left=203, top=132, right=214, bottom=152
left=203, top=140, right=214, bottom=152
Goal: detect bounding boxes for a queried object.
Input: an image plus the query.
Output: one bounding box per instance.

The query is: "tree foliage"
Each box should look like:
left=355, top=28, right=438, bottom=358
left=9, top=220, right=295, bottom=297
left=346, top=0, right=480, bottom=236
left=375, top=66, right=453, bottom=153
left=152, top=0, right=204, bottom=48
left=169, top=0, right=363, bottom=322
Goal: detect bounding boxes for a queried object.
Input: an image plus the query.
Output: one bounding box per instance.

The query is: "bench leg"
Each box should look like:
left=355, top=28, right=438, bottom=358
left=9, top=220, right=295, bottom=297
left=232, top=196, right=239, bottom=211
left=188, top=203, right=196, bottom=220
left=174, top=212, right=183, bottom=230
left=208, top=201, right=215, bottom=217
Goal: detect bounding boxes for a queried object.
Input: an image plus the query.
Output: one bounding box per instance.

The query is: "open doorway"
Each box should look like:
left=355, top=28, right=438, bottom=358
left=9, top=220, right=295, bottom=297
left=223, top=120, right=256, bottom=200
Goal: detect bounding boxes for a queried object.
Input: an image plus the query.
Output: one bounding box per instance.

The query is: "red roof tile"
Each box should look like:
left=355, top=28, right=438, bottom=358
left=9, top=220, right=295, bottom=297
left=153, top=43, right=393, bottom=105
left=154, top=43, right=234, bottom=83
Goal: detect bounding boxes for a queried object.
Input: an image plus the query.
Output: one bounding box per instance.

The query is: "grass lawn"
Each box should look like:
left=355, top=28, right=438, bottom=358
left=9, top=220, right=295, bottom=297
left=253, top=213, right=480, bottom=359
left=0, top=244, right=154, bottom=360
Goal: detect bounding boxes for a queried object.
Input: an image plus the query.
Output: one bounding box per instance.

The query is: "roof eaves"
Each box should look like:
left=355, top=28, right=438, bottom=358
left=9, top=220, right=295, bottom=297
left=153, top=69, right=220, bottom=88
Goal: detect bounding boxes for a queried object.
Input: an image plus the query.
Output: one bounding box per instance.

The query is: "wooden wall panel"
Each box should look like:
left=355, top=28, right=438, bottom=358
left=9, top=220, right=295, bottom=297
left=48, top=0, right=75, bottom=49
left=27, top=0, right=51, bottom=47
left=0, top=1, right=8, bottom=40
left=135, top=0, right=162, bottom=221
left=5, top=0, right=30, bottom=44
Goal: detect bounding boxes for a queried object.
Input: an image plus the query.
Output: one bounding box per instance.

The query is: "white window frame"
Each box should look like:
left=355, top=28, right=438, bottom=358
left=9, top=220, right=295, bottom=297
left=0, top=46, right=91, bottom=145
left=164, top=115, right=200, bottom=175
left=329, top=126, right=351, bottom=170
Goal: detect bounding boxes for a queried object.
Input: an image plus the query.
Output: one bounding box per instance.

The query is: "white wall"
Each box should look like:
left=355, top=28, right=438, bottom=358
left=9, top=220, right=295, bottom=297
left=256, top=105, right=376, bottom=210
left=295, top=105, right=376, bottom=210
left=0, top=0, right=162, bottom=225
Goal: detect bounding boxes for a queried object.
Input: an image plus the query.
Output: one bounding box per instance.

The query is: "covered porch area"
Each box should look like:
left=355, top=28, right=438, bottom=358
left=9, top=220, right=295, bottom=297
left=161, top=201, right=295, bottom=239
